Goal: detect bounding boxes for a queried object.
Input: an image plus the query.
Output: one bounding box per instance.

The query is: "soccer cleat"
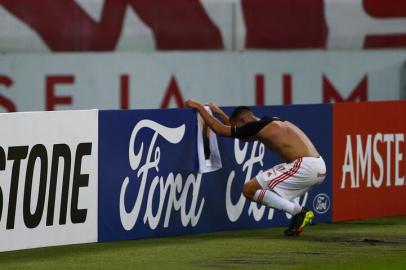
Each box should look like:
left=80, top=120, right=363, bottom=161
left=283, top=214, right=299, bottom=235
left=284, top=208, right=314, bottom=236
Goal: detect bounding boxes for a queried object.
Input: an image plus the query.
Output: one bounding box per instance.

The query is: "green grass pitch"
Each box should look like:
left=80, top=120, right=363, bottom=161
left=1, top=216, right=405, bottom=270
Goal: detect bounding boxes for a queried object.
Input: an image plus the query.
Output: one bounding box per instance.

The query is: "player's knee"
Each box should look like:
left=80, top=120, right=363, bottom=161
left=243, top=178, right=263, bottom=200
left=242, top=183, right=255, bottom=200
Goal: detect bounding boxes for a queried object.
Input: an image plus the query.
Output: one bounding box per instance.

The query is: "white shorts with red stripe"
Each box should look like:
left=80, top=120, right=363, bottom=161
left=256, top=156, right=326, bottom=200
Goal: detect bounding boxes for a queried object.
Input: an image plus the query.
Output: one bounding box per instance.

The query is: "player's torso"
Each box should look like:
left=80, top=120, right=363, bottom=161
left=256, top=121, right=320, bottom=162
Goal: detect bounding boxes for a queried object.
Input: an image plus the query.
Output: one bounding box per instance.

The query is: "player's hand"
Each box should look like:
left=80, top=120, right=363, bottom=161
left=185, top=99, right=200, bottom=109
left=208, top=103, right=221, bottom=114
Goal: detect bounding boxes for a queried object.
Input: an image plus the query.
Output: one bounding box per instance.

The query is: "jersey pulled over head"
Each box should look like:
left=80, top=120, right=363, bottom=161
left=229, top=106, right=283, bottom=139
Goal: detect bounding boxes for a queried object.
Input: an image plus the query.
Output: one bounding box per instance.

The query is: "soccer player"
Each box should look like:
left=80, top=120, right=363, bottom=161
left=185, top=99, right=326, bottom=236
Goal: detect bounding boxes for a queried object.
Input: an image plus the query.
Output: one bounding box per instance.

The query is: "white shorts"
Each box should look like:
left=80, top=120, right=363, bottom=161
left=256, top=156, right=326, bottom=200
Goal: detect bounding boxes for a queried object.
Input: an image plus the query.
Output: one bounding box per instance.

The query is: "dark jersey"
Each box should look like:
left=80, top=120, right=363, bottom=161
left=230, top=117, right=283, bottom=139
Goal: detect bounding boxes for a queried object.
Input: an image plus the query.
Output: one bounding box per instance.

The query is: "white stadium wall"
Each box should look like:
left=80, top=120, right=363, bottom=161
left=0, top=110, right=98, bottom=252
left=0, top=51, right=405, bottom=112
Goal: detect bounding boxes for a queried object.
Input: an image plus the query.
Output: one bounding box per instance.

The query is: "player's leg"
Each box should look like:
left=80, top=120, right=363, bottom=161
left=272, top=157, right=326, bottom=236
left=242, top=178, right=302, bottom=216
left=272, top=157, right=326, bottom=200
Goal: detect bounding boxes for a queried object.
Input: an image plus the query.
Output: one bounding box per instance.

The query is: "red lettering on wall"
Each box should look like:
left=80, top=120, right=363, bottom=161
left=129, top=0, right=223, bottom=50
left=323, top=75, right=368, bottom=103
left=0, top=0, right=126, bottom=51
left=120, top=74, right=129, bottom=109
left=363, top=0, right=406, bottom=18
left=242, top=0, right=327, bottom=49
left=0, top=75, right=16, bottom=112
left=160, top=76, right=185, bottom=108
left=255, top=74, right=264, bottom=105
left=46, top=75, right=74, bottom=111
left=363, top=0, right=406, bottom=48
left=0, top=0, right=223, bottom=51
left=283, top=74, right=292, bottom=105
left=255, top=74, right=293, bottom=105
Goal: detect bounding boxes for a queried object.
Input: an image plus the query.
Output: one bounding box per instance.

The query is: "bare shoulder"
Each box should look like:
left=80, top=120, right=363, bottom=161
left=269, top=120, right=287, bottom=130
left=258, top=121, right=285, bottom=136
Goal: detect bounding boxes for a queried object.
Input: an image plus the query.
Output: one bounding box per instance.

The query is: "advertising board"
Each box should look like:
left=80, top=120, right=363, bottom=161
left=98, top=105, right=333, bottom=241
left=0, top=110, right=98, bottom=251
left=332, top=101, right=406, bottom=221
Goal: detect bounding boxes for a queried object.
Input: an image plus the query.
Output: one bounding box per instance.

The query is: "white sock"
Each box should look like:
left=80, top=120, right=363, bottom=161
left=253, top=189, right=302, bottom=215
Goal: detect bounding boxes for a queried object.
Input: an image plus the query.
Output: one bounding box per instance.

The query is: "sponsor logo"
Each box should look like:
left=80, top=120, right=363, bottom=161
left=313, top=193, right=330, bottom=214
left=0, top=143, right=92, bottom=229
left=341, top=133, right=405, bottom=189
left=226, top=141, right=269, bottom=222
left=119, top=120, right=205, bottom=231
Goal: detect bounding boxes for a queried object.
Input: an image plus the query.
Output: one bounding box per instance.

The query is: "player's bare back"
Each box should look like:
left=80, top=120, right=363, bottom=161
left=255, top=121, right=320, bottom=163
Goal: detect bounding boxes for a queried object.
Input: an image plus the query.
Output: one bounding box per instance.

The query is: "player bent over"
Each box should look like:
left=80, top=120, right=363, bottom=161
left=186, top=99, right=326, bottom=236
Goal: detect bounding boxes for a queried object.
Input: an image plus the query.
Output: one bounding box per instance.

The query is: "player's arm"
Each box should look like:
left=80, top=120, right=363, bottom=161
left=185, top=99, right=232, bottom=137
left=208, top=103, right=230, bottom=125
left=231, top=120, right=270, bottom=139
left=231, top=117, right=281, bottom=139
